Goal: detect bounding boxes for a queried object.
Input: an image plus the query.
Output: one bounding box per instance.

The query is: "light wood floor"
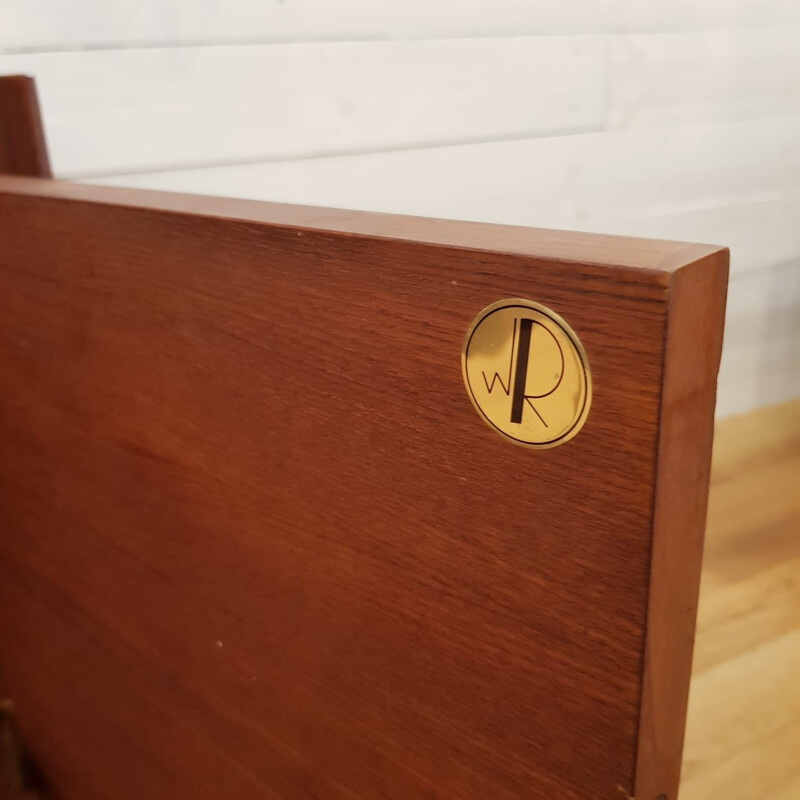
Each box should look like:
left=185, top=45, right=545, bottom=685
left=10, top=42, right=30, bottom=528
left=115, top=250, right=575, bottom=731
left=680, top=399, right=800, bottom=800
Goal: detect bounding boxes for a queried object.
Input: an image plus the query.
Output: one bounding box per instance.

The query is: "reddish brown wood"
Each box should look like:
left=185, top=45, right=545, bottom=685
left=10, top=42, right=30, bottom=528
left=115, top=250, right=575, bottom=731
left=0, top=174, right=727, bottom=800
left=0, top=77, right=52, bottom=178
left=0, top=701, right=41, bottom=800
left=634, top=255, right=728, bottom=800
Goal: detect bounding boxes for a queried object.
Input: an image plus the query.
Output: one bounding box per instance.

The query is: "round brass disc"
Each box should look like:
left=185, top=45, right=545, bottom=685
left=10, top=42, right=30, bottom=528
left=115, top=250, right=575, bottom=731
left=462, top=299, right=592, bottom=449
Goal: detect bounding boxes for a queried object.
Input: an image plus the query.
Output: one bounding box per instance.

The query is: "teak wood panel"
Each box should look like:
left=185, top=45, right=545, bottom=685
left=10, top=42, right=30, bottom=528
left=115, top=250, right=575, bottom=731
left=0, top=77, right=51, bottom=179
left=0, top=181, right=727, bottom=797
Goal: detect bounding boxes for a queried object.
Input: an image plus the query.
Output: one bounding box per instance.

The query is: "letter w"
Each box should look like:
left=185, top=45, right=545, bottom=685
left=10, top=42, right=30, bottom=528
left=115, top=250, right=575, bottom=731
left=481, top=319, right=516, bottom=396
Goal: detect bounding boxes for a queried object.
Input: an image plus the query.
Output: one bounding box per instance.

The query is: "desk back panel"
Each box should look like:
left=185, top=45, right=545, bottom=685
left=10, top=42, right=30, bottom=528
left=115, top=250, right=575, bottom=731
left=0, top=166, right=726, bottom=799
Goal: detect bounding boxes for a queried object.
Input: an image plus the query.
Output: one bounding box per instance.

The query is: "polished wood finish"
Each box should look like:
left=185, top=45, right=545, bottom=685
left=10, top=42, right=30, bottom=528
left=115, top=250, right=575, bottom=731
left=0, top=700, right=40, bottom=800
left=682, top=400, right=800, bottom=800
left=635, top=257, right=728, bottom=799
left=0, top=78, right=728, bottom=800
left=0, top=175, right=727, bottom=800
left=0, top=77, right=51, bottom=178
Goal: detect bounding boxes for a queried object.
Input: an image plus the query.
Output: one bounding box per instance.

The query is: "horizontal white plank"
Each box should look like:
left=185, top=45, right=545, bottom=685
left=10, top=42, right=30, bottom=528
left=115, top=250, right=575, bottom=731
left=2, top=0, right=799, bottom=51
left=611, top=196, right=800, bottom=278
left=724, top=261, right=800, bottom=349
left=610, top=26, right=800, bottom=131
left=718, top=263, right=800, bottom=416
left=0, top=38, right=603, bottom=176
left=87, top=117, right=800, bottom=276
left=720, top=260, right=800, bottom=416
left=619, top=0, right=800, bottom=33
left=4, top=28, right=797, bottom=177
left=717, top=335, right=800, bottom=417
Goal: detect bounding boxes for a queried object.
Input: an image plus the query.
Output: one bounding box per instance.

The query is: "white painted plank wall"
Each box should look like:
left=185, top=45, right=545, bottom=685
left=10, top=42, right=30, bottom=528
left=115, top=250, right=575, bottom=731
left=0, top=40, right=605, bottom=176
left=1, top=1, right=798, bottom=417
left=2, top=0, right=800, bottom=47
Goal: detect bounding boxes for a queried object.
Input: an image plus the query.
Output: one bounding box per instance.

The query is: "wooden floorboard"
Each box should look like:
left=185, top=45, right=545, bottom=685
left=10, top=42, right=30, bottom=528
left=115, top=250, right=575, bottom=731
left=681, top=398, right=800, bottom=800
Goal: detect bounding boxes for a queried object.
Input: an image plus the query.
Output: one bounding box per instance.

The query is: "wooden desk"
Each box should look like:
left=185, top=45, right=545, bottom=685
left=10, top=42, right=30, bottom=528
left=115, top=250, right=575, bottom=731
left=681, top=399, right=800, bottom=800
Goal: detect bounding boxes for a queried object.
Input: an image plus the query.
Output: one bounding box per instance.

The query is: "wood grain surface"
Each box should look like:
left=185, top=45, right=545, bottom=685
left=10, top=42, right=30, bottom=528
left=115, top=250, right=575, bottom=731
left=0, top=76, right=51, bottom=179
left=0, top=174, right=727, bottom=800
left=634, top=254, right=728, bottom=799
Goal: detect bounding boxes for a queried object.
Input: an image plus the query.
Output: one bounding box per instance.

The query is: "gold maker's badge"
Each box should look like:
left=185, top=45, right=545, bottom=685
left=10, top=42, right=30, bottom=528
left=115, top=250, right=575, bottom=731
left=462, top=299, right=591, bottom=449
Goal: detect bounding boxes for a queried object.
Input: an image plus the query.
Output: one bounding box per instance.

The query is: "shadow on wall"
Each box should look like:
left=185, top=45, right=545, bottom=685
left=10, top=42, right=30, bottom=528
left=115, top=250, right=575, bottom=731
left=758, top=259, right=800, bottom=411
left=717, top=259, right=800, bottom=418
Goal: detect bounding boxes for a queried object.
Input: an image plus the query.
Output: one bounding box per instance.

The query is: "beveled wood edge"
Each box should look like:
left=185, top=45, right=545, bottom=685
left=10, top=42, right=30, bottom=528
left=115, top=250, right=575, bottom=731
left=0, top=76, right=52, bottom=179
left=0, top=174, right=724, bottom=279
left=634, top=248, right=729, bottom=800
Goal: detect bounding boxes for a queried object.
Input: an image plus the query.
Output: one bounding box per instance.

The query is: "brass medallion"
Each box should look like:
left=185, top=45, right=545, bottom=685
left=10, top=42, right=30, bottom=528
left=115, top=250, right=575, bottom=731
left=462, top=299, right=591, bottom=448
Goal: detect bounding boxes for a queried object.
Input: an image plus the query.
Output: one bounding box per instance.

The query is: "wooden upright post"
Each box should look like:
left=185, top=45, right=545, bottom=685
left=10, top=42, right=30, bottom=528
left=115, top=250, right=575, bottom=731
left=0, top=76, right=52, bottom=178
